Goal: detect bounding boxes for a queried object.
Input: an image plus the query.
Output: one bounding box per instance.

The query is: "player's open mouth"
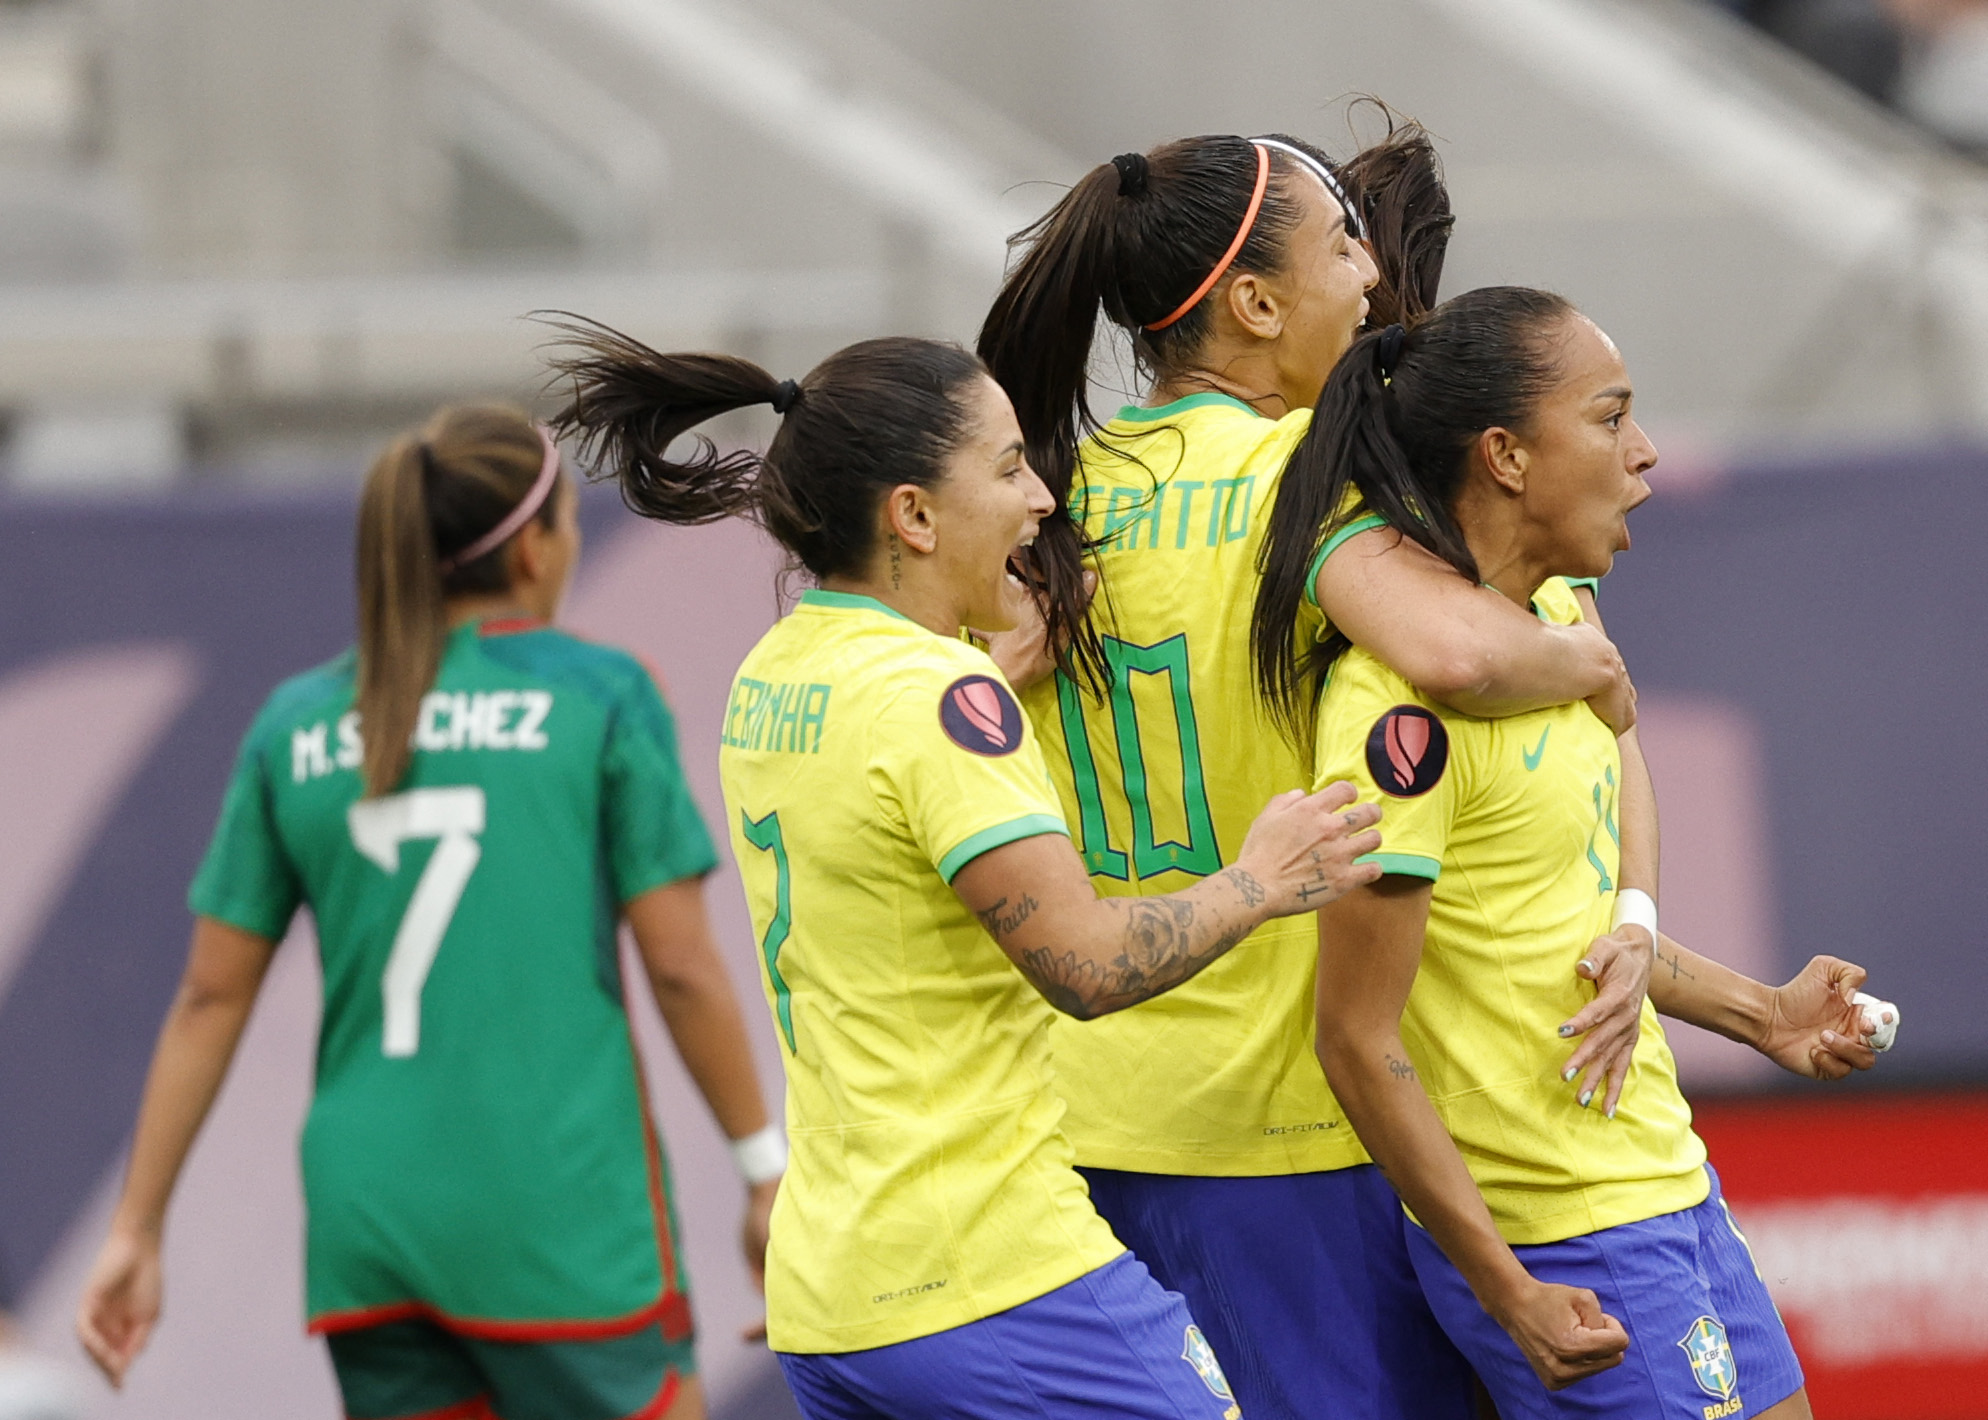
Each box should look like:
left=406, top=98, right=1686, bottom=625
left=1006, top=534, right=1042, bottom=592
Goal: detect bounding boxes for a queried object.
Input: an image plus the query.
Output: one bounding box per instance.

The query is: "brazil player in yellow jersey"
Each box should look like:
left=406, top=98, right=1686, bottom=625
left=546, top=322, right=1387, bottom=1420
left=76, top=405, right=780, bottom=1420
left=975, top=126, right=1650, bottom=1419
left=1293, top=288, right=1890, bottom=1418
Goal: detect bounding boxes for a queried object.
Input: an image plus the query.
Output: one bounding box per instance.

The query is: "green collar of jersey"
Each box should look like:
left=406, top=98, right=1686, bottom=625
left=1112, top=391, right=1261, bottom=423
left=799, top=588, right=915, bottom=623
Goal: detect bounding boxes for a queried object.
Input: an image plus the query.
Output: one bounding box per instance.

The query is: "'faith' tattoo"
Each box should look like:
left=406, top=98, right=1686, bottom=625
left=1385, top=1052, right=1419, bottom=1081
left=975, top=894, right=1038, bottom=938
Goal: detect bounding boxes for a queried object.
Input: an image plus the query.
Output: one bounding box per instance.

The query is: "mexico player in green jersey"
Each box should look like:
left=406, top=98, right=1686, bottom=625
left=76, top=404, right=777, bottom=1420
left=973, top=125, right=1649, bottom=1420
left=546, top=322, right=1386, bottom=1419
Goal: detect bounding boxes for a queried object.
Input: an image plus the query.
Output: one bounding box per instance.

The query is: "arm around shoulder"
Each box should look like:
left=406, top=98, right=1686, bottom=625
left=1314, top=528, right=1625, bottom=716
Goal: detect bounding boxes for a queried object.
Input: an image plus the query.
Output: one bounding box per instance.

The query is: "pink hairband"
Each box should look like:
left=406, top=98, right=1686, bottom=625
left=440, top=424, right=562, bottom=573
left=1143, top=138, right=1367, bottom=334
left=1146, top=142, right=1271, bottom=332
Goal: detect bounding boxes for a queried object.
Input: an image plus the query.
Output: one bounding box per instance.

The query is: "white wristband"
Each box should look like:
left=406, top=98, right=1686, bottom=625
left=1611, top=889, right=1658, bottom=955
left=730, top=1123, right=788, bottom=1185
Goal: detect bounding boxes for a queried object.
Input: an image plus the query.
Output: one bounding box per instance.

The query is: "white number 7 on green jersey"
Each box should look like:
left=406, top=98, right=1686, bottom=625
left=347, top=787, right=486, bottom=1058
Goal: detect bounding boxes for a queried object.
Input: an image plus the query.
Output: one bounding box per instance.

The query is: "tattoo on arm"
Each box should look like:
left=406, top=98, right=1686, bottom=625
left=1656, top=945, right=1694, bottom=981
left=975, top=894, right=1038, bottom=939
left=1013, top=892, right=1248, bottom=1021
left=1224, top=866, right=1266, bottom=908
left=1385, top=1052, right=1419, bottom=1082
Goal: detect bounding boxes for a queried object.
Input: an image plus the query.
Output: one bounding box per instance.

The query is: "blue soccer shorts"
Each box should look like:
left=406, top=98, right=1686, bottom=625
left=776, top=1251, right=1240, bottom=1420
left=1405, top=1165, right=1804, bottom=1419
left=1082, top=1162, right=1476, bottom=1420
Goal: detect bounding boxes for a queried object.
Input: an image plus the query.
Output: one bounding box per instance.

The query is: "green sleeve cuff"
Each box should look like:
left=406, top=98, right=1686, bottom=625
left=1303, top=514, right=1391, bottom=607
left=937, top=814, right=1070, bottom=883
left=1359, top=851, right=1441, bottom=882
left=1562, top=577, right=1600, bottom=595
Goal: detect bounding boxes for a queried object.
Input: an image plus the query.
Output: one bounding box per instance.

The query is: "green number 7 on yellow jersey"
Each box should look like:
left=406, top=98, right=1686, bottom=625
left=741, top=808, right=797, bottom=1053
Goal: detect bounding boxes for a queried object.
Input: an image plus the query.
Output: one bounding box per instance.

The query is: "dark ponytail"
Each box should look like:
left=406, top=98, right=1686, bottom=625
left=543, top=315, right=987, bottom=585
left=1337, top=111, right=1454, bottom=330
left=356, top=403, right=559, bottom=796
left=1250, top=286, right=1578, bottom=740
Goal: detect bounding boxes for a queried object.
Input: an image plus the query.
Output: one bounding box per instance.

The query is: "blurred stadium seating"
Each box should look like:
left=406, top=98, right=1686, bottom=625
left=1, top=3, right=1984, bottom=1417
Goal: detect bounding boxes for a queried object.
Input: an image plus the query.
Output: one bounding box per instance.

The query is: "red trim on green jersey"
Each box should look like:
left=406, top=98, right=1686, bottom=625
left=624, top=1016, right=693, bottom=1344
left=311, top=1290, right=686, bottom=1342
left=346, top=1395, right=496, bottom=1420
left=478, top=617, right=549, bottom=637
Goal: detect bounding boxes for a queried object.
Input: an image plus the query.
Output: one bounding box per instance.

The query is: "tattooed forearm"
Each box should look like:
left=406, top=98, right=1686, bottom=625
left=975, top=894, right=1039, bottom=939
left=1224, top=866, right=1266, bottom=908
left=1016, top=894, right=1247, bottom=1021
left=992, top=852, right=1278, bottom=1020
left=1385, top=1052, right=1419, bottom=1081
left=1118, top=897, right=1195, bottom=968
left=1656, top=945, right=1695, bottom=982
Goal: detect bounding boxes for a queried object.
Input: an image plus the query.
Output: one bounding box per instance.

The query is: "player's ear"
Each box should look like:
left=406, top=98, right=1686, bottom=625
left=1224, top=269, right=1285, bottom=341
left=885, top=483, right=939, bottom=555
left=508, top=516, right=550, bottom=587
left=1479, top=427, right=1528, bottom=494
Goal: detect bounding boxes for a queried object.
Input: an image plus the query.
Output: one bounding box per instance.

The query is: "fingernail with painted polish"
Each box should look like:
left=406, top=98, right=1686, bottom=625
left=1557, top=1024, right=1573, bottom=1038
left=1580, top=1090, right=1593, bottom=1108
left=1562, top=1065, right=1577, bottom=1082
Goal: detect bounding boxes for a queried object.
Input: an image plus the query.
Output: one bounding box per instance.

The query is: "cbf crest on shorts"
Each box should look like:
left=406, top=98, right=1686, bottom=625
left=1181, top=1324, right=1240, bottom=1418
left=1679, top=1314, right=1740, bottom=1412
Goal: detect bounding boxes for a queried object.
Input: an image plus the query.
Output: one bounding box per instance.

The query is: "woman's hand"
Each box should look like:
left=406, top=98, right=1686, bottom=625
left=1491, top=1277, right=1631, bottom=1391
left=1575, top=624, right=1636, bottom=735
left=76, top=1224, right=163, bottom=1388
left=1556, top=927, right=1652, bottom=1117
left=980, top=570, right=1096, bottom=693
left=1758, top=955, right=1883, bottom=1080
left=1234, top=781, right=1383, bottom=919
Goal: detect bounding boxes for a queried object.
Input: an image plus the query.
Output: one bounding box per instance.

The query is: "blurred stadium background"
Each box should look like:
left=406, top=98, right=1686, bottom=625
left=0, top=0, right=1985, bottom=1417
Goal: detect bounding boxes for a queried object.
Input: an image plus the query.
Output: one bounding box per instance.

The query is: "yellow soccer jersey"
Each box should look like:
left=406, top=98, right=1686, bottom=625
left=1026, top=393, right=1371, bottom=1175
left=720, top=590, right=1123, bottom=1353
left=1311, top=579, right=1709, bottom=1245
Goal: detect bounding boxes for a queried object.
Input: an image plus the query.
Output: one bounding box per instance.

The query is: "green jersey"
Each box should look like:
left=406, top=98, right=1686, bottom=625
left=190, top=618, right=719, bottom=1337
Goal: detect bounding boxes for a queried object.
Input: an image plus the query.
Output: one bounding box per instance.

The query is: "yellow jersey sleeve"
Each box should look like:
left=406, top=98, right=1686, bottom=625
left=1311, top=658, right=1471, bottom=883
left=870, top=667, right=1069, bottom=883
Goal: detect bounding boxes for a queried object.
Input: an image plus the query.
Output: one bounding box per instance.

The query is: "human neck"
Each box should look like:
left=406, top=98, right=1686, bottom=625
left=1148, top=342, right=1307, bottom=418
left=445, top=590, right=550, bottom=629
left=1452, top=484, right=1550, bottom=610
left=818, top=567, right=962, bottom=639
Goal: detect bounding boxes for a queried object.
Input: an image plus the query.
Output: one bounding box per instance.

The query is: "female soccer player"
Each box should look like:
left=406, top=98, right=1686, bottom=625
left=972, top=126, right=1646, bottom=1419
left=1294, top=289, right=1886, bottom=1418
left=546, top=323, right=1386, bottom=1420
left=76, top=404, right=778, bottom=1420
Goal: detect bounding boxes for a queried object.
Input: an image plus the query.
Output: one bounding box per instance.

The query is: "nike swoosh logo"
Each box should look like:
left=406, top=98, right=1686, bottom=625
left=1523, top=726, right=1550, bottom=771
